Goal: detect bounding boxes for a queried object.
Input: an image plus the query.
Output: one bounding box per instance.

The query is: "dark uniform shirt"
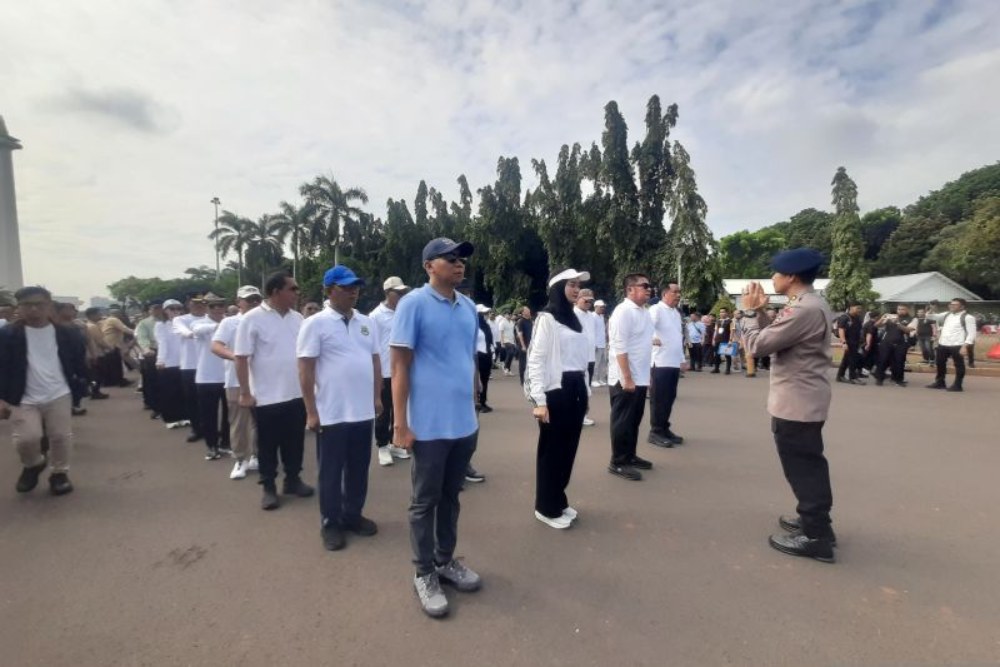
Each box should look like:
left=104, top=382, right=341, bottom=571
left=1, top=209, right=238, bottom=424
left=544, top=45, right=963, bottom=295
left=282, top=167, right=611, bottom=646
left=882, top=316, right=914, bottom=346
left=836, top=313, right=862, bottom=344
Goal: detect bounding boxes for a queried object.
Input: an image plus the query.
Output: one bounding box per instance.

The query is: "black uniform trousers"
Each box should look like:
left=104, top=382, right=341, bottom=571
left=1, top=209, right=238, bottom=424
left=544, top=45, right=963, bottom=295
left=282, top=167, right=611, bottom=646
left=181, top=369, right=202, bottom=436
left=836, top=341, right=861, bottom=380
left=140, top=354, right=160, bottom=412
left=477, top=352, right=492, bottom=407
left=935, top=345, right=966, bottom=387
left=317, top=419, right=373, bottom=527
left=875, top=342, right=907, bottom=382
left=772, top=417, right=834, bottom=539
left=157, top=367, right=186, bottom=424
left=374, top=378, right=394, bottom=447
left=253, top=398, right=306, bottom=486
left=196, top=382, right=230, bottom=452
left=609, top=382, right=648, bottom=465
left=649, top=366, right=680, bottom=437
left=535, top=372, right=588, bottom=518
left=688, top=343, right=703, bottom=370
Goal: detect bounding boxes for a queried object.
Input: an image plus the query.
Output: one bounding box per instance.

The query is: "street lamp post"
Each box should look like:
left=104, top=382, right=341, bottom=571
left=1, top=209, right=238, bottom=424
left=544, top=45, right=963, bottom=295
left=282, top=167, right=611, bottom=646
left=210, top=197, right=221, bottom=278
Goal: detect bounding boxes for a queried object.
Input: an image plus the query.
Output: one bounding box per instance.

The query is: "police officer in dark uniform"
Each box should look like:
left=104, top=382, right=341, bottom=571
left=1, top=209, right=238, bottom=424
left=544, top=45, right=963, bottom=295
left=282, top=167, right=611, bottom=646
left=740, top=248, right=837, bottom=563
left=874, top=305, right=916, bottom=387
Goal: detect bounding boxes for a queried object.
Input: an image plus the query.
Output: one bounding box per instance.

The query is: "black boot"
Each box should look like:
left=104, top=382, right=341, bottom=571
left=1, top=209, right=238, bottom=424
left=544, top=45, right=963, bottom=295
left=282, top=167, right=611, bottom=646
left=261, top=483, right=280, bottom=510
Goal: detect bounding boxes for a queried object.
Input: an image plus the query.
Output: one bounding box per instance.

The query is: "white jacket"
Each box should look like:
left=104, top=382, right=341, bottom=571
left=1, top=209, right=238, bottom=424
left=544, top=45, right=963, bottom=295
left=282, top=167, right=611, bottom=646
left=525, top=312, right=591, bottom=407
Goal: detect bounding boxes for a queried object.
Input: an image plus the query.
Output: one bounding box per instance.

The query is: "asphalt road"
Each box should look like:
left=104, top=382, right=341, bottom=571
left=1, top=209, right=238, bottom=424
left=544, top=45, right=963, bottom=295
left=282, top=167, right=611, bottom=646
left=1, top=368, right=998, bottom=666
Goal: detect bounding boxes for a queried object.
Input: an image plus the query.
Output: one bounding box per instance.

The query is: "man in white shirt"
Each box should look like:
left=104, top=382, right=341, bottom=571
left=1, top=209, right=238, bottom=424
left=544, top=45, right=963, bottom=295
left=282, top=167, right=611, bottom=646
left=649, top=282, right=685, bottom=448
left=592, top=300, right=608, bottom=386
left=299, top=265, right=382, bottom=552
left=499, top=313, right=516, bottom=375
left=368, top=276, right=412, bottom=467
left=173, top=293, right=209, bottom=443
left=686, top=313, right=706, bottom=372
left=192, top=293, right=231, bottom=461
left=574, top=290, right=598, bottom=426
left=607, top=273, right=655, bottom=480
left=235, top=271, right=314, bottom=511
left=488, top=312, right=501, bottom=367
left=926, top=298, right=978, bottom=392
left=212, top=286, right=261, bottom=479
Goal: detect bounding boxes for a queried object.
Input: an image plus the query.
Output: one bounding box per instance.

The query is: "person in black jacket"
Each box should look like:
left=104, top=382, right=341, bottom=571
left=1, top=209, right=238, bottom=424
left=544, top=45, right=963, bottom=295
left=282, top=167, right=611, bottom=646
left=0, top=286, right=88, bottom=496
left=711, top=308, right=734, bottom=374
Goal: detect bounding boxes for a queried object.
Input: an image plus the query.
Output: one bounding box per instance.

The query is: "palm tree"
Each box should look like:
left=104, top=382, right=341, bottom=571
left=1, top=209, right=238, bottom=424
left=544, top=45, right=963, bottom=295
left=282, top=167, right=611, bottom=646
left=270, top=201, right=315, bottom=279
left=244, top=215, right=285, bottom=288
left=208, top=211, right=252, bottom=285
left=299, top=174, right=369, bottom=265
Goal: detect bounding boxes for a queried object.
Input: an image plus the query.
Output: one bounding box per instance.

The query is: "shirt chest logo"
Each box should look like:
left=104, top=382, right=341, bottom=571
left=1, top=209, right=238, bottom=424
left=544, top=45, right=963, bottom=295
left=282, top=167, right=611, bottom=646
left=360, top=325, right=370, bottom=337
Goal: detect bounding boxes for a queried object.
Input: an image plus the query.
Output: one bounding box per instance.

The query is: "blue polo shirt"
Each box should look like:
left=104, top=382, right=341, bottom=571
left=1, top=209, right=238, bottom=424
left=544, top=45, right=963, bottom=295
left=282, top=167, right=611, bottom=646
left=390, top=284, right=478, bottom=441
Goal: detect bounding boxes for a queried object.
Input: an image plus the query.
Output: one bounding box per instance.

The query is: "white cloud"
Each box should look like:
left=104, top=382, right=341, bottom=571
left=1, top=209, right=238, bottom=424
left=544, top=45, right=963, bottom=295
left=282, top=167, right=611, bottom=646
left=1, top=0, right=998, bottom=298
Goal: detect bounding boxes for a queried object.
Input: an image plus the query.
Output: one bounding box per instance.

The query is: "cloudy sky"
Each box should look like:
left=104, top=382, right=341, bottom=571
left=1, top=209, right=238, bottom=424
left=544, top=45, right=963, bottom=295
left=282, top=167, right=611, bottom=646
left=2, top=0, right=999, bottom=299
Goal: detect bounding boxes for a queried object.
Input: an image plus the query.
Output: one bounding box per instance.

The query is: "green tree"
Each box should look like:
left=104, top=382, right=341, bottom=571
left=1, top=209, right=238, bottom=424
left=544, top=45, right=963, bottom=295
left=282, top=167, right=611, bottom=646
left=270, top=201, right=315, bottom=279
left=598, top=101, right=642, bottom=286
left=208, top=211, right=252, bottom=285
left=923, top=197, right=1000, bottom=297
left=825, top=167, right=875, bottom=309
left=874, top=215, right=949, bottom=276
left=299, top=175, right=369, bottom=265
left=719, top=228, right=787, bottom=278
left=244, top=216, right=286, bottom=288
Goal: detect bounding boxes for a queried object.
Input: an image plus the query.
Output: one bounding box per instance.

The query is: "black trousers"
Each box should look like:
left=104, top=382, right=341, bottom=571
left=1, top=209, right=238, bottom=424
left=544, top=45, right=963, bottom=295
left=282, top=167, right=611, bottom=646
left=586, top=361, right=595, bottom=386
left=317, top=420, right=373, bottom=527
left=140, top=354, right=160, bottom=411
left=196, top=382, right=230, bottom=451
left=609, top=382, right=648, bottom=465
left=837, top=342, right=860, bottom=380
left=875, top=342, right=907, bottom=382
left=181, top=369, right=202, bottom=436
left=503, top=344, right=516, bottom=371
left=650, top=366, right=680, bottom=437
left=772, top=417, right=833, bottom=539
left=374, top=378, right=394, bottom=447
left=967, top=344, right=975, bottom=368
left=702, top=342, right=715, bottom=368
left=99, top=349, right=125, bottom=386
left=254, top=398, right=306, bottom=486
left=688, top=343, right=703, bottom=370
left=477, top=353, right=492, bottom=406
left=518, top=350, right=528, bottom=385
left=713, top=348, right=732, bottom=373
left=157, top=367, right=186, bottom=423
left=409, top=432, right=477, bottom=575
left=935, top=345, right=966, bottom=387
left=535, top=372, right=588, bottom=518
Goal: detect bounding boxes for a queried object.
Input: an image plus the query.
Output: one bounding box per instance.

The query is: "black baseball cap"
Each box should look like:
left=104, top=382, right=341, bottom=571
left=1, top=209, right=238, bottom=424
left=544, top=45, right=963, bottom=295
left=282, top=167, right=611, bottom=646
left=422, top=237, right=474, bottom=262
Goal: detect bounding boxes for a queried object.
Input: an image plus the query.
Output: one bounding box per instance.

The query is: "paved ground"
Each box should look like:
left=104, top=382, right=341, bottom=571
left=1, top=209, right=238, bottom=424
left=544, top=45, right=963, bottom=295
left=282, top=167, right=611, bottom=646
left=1, top=368, right=998, bottom=666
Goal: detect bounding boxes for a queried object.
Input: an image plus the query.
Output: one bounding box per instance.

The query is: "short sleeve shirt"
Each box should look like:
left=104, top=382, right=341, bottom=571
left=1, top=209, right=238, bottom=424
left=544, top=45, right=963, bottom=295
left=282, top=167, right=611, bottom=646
left=212, top=314, right=243, bottom=389
left=390, top=284, right=478, bottom=441
left=234, top=303, right=303, bottom=407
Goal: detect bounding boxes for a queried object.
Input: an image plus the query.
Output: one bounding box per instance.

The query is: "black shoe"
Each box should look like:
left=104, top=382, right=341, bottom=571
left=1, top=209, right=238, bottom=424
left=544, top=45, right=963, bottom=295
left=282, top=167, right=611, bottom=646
left=926, top=381, right=946, bottom=389
left=710, top=369, right=720, bottom=374
left=283, top=476, right=315, bottom=497
left=186, top=433, right=202, bottom=443
left=893, top=380, right=908, bottom=387
left=875, top=380, right=884, bottom=386
left=342, top=516, right=378, bottom=537
left=465, top=467, right=485, bottom=483
left=725, top=369, right=731, bottom=375
left=150, top=412, right=161, bottom=420
left=647, top=433, right=674, bottom=448
left=479, top=404, right=493, bottom=414
left=665, top=430, right=684, bottom=445
left=768, top=533, right=835, bottom=563
left=118, top=379, right=135, bottom=388
left=946, top=385, right=963, bottom=392
left=16, top=461, right=48, bottom=493
left=608, top=463, right=642, bottom=481
left=90, top=391, right=110, bottom=400
left=49, top=473, right=74, bottom=496
left=849, top=379, right=866, bottom=385
left=628, top=456, right=653, bottom=470
left=204, top=448, right=222, bottom=461
left=778, top=515, right=837, bottom=547
left=321, top=524, right=346, bottom=551
left=261, top=485, right=280, bottom=511
left=71, top=406, right=87, bottom=416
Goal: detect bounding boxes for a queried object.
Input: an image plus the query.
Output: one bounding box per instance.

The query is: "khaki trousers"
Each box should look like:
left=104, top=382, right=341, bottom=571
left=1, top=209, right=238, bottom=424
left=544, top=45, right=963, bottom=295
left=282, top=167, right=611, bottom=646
left=12, top=394, right=73, bottom=473
left=226, top=388, right=257, bottom=460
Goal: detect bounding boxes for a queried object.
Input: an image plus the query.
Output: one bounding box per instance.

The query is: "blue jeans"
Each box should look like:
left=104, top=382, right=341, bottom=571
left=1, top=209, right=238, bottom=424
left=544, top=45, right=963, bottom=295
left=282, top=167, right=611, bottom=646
left=316, top=420, right=373, bottom=527
left=409, top=432, right=478, bottom=575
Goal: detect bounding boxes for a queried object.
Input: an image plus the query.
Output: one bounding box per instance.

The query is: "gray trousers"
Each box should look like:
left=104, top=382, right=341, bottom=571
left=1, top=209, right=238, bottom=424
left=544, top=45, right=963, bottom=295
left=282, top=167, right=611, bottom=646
left=593, top=347, right=608, bottom=384
left=409, top=432, right=478, bottom=575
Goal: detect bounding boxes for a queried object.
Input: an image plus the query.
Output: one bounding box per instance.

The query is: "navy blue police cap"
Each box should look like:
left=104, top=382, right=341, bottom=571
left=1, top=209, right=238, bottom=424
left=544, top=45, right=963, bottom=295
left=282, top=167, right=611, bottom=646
left=771, top=248, right=824, bottom=275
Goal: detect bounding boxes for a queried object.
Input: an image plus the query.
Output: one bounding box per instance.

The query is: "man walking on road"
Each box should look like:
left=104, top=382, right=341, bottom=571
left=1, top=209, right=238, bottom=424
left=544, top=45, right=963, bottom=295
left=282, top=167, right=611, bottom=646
left=926, top=298, right=977, bottom=392
left=649, top=282, right=685, bottom=448
left=741, top=248, right=837, bottom=564
left=391, top=237, right=483, bottom=618
left=835, top=302, right=864, bottom=384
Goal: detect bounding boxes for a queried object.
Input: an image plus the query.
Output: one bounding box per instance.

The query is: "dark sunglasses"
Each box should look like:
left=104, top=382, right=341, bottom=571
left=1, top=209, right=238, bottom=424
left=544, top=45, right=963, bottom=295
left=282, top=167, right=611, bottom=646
left=434, top=254, right=467, bottom=265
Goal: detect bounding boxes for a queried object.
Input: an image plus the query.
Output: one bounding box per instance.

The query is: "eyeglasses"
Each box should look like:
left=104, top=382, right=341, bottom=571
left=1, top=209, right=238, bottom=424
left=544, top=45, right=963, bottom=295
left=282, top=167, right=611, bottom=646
left=435, top=254, right=467, bottom=265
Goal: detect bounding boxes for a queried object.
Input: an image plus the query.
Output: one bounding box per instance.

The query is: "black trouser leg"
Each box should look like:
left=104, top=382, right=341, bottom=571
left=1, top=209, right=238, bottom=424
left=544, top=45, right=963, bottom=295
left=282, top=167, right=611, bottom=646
left=689, top=343, right=702, bottom=370
left=891, top=343, right=907, bottom=382
left=966, top=344, right=975, bottom=368
left=181, top=369, right=200, bottom=434
left=254, top=398, right=306, bottom=485
left=649, top=366, right=679, bottom=437
left=158, top=367, right=185, bottom=423
left=609, top=383, right=647, bottom=465
left=518, top=350, right=527, bottom=385
left=374, top=378, right=393, bottom=447
left=317, top=420, right=373, bottom=526
left=772, top=417, right=833, bottom=539
left=875, top=343, right=892, bottom=381
left=477, top=353, right=492, bottom=406
left=837, top=345, right=858, bottom=380
left=197, top=383, right=226, bottom=451
left=140, top=355, right=159, bottom=411
left=535, top=372, right=588, bottom=518
left=936, top=344, right=965, bottom=387
left=503, top=344, right=515, bottom=371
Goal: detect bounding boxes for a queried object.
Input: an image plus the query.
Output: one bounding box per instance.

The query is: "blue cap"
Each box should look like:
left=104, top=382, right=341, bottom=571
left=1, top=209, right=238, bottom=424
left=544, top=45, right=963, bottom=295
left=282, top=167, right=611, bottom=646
left=771, top=248, right=824, bottom=275
left=422, top=237, right=474, bottom=262
left=323, top=265, right=365, bottom=288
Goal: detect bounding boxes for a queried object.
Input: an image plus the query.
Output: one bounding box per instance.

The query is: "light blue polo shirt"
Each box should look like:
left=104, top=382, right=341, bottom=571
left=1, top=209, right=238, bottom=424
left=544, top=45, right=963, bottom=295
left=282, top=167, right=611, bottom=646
left=390, top=284, right=478, bottom=441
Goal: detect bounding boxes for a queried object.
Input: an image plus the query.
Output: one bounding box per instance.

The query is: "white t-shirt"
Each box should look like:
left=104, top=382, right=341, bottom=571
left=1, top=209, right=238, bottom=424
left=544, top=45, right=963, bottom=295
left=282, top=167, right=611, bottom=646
left=593, top=312, right=607, bottom=349
left=296, top=308, right=378, bottom=425
left=174, top=314, right=208, bottom=370
left=234, top=302, right=304, bottom=407
left=499, top=317, right=516, bottom=345
left=488, top=319, right=500, bottom=345
left=558, top=322, right=590, bottom=372
left=368, top=302, right=395, bottom=379
left=607, top=299, right=654, bottom=387
left=23, top=325, right=70, bottom=405
left=650, top=302, right=685, bottom=368
left=155, top=320, right=182, bottom=368
left=476, top=327, right=488, bottom=354
left=192, top=319, right=225, bottom=384
left=573, top=307, right=597, bottom=363
left=212, top=314, right=243, bottom=389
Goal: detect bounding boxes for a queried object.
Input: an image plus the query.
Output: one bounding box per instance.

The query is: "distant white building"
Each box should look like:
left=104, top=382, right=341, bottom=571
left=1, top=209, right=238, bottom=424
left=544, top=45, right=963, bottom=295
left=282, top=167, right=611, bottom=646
left=90, top=296, right=113, bottom=308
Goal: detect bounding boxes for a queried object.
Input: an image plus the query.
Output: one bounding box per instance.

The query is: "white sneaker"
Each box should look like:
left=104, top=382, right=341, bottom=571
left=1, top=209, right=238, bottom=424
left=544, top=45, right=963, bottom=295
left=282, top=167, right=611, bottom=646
left=582, top=416, right=595, bottom=426
left=562, top=506, right=578, bottom=522
left=378, top=445, right=394, bottom=467
left=246, top=456, right=259, bottom=472
left=389, top=445, right=411, bottom=460
left=166, top=421, right=184, bottom=430
left=591, top=381, right=602, bottom=388
left=535, top=510, right=572, bottom=529
left=230, top=460, right=247, bottom=480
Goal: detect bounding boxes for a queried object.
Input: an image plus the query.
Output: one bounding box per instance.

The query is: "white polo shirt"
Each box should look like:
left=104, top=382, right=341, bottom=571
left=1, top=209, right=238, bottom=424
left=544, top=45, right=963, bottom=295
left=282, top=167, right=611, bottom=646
left=212, top=313, right=243, bottom=389
left=296, top=308, right=378, bottom=425
left=155, top=320, right=182, bottom=368
left=608, top=298, right=654, bottom=387
left=174, top=313, right=208, bottom=370
left=368, top=302, right=395, bottom=379
left=650, top=301, right=685, bottom=368
left=192, top=319, right=225, bottom=384
left=574, top=307, right=597, bottom=362
left=234, top=302, right=303, bottom=407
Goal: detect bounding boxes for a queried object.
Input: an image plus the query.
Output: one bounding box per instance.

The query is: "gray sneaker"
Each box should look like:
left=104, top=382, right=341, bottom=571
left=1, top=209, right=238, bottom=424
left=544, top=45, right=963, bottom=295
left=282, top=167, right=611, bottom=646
left=435, top=558, right=482, bottom=592
left=414, top=572, right=449, bottom=618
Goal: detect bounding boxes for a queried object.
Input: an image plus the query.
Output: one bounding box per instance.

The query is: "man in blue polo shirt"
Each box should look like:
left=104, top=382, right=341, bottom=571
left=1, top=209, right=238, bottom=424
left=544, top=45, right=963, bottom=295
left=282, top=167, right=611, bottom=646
left=391, top=237, right=482, bottom=618
left=298, top=265, right=382, bottom=552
